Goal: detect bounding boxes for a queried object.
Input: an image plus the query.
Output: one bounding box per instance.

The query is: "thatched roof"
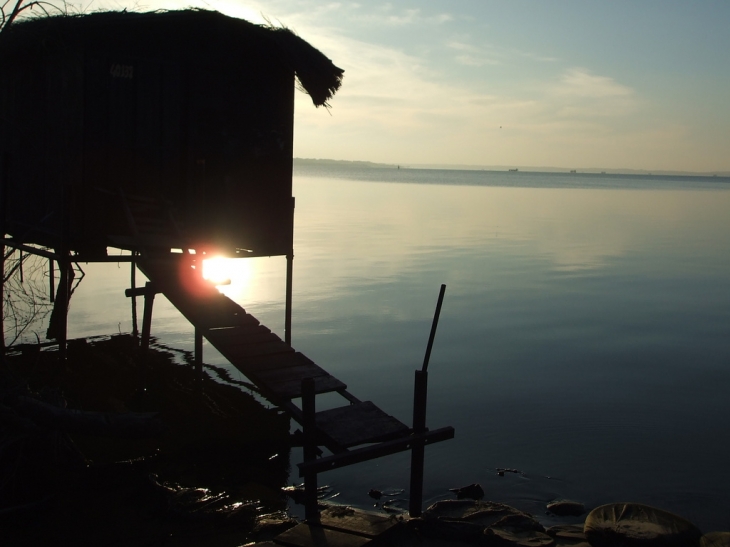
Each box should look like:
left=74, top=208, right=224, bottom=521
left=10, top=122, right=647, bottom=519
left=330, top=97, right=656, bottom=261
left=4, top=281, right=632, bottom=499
left=0, top=9, right=344, bottom=107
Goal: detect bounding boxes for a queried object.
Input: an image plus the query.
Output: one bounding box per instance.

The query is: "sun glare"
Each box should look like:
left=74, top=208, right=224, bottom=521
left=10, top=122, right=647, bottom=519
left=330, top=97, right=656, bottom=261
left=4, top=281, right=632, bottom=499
left=202, top=257, right=234, bottom=286
left=202, top=257, right=255, bottom=294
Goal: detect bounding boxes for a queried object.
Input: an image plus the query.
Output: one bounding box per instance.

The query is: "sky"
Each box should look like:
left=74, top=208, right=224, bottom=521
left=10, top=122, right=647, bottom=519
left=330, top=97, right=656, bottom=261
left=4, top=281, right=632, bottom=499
left=86, top=1, right=730, bottom=171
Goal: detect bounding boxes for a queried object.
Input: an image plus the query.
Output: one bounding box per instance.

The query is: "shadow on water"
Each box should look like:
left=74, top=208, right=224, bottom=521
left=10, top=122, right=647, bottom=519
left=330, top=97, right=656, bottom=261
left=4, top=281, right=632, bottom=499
left=0, top=334, right=293, bottom=546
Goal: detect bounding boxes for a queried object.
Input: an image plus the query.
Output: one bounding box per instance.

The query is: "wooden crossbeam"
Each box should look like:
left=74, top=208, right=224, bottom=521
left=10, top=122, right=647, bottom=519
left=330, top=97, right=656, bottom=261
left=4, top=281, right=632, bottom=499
left=297, top=426, right=455, bottom=476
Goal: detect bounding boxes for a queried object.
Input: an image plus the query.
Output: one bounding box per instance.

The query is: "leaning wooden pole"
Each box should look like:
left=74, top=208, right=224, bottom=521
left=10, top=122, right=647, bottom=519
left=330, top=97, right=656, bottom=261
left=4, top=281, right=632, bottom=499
left=409, top=284, right=446, bottom=517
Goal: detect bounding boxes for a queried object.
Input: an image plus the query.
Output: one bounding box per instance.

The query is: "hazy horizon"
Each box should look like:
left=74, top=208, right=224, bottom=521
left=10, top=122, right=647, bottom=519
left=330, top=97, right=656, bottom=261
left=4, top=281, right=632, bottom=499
left=294, top=157, right=730, bottom=177
left=88, top=1, right=730, bottom=173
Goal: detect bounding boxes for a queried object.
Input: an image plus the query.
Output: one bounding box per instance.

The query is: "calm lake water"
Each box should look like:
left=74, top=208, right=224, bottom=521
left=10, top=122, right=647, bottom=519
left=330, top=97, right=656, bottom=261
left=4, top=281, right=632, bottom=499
left=35, top=164, right=730, bottom=530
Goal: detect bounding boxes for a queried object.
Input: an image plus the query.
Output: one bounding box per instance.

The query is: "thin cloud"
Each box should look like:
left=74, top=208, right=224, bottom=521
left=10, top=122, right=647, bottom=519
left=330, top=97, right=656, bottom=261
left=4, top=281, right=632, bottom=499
left=555, top=68, right=634, bottom=98
left=446, top=41, right=501, bottom=66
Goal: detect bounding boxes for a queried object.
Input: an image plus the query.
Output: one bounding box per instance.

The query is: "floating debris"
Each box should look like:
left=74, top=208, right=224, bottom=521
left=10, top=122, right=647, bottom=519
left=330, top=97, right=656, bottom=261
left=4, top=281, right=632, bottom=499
left=368, top=489, right=383, bottom=500
left=449, top=483, right=485, bottom=500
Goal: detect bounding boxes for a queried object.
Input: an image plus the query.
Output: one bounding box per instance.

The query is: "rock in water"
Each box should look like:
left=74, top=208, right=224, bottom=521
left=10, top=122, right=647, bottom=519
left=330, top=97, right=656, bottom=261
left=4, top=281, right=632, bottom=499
left=584, top=503, right=702, bottom=547
left=701, top=532, right=730, bottom=547
left=449, top=483, right=485, bottom=500
left=547, top=499, right=586, bottom=517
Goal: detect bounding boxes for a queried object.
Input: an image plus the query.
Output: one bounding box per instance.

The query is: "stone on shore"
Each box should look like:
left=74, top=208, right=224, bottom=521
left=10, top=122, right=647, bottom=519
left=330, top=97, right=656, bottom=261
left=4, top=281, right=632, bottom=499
left=547, top=500, right=585, bottom=517
left=584, top=503, right=702, bottom=547
left=486, top=514, right=553, bottom=547
left=701, top=532, right=730, bottom=547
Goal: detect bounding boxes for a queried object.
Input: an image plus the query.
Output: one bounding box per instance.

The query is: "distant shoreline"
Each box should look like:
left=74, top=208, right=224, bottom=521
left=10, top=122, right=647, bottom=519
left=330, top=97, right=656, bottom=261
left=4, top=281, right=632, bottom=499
left=294, top=158, right=730, bottom=178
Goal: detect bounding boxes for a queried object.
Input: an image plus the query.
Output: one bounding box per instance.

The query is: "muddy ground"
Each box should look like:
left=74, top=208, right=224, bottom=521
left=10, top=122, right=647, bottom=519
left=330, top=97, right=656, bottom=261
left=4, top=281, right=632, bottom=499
left=1, top=334, right=294, bottom=546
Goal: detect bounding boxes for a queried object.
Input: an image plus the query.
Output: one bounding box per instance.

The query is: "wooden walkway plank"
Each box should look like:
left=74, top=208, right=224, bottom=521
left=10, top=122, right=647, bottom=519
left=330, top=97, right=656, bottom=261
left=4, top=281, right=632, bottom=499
left=315, top=402, right=410, bottom=449
left=232, top=351, right=314, bottom=374
left=205, top=323, right=273, bottom=338
left=205, top=325, right=281, bottom=346
left=254, top=363, right=334, bottom=384
left=262, top=375, right=347, bottom=401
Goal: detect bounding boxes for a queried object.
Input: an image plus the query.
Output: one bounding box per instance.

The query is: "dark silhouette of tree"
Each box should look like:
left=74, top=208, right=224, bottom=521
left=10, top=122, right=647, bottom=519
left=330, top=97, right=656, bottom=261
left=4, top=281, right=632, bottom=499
left=2, top=250, right=53, bottom=346
left=1, top=0, right=71, bottom=38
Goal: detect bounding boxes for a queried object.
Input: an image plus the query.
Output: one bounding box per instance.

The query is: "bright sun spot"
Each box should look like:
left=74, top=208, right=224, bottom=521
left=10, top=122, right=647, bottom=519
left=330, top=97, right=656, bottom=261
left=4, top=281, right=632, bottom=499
left=202, top=257, right=234, bottom=285
left=202, top=257, right=254, bottom=292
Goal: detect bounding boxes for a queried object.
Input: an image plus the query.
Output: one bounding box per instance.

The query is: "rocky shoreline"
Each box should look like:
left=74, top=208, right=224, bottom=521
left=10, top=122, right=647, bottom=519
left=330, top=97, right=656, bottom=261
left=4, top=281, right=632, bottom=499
left=403, top=498, right=730, bottom=547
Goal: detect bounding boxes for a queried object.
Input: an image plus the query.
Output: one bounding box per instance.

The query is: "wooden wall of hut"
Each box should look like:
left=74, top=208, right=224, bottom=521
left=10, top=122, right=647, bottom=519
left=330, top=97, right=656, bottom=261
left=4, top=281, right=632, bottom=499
left=0, top=11, right=297, bottom=259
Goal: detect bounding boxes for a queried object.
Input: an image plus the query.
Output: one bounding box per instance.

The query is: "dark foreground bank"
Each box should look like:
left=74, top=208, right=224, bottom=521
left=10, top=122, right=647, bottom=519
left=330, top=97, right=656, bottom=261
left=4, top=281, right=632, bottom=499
left=0, top=334, right=295, bottom=546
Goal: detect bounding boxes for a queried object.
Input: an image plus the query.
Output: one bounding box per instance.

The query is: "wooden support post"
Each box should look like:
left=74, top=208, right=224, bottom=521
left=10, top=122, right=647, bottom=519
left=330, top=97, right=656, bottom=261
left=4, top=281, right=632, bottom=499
left=285, top=252, right=293, bottom=346
left=49, top=258, right=55, bottom=303
left=57, top=256, right=70, bottom=362
left=0, top=154, right=7, bottom=353
left=141, top=282, right=155, bottom=350
left=130, top=253, right=138, bottom=339
left=0, top=244, right=4, bottom=354
left=302, top=377, right=319, bottom=522
left=409, top=369, right=428, bottom=517
left=194, top=327, right=203, bottom=394
left=285, top=197, right=295, bottom=347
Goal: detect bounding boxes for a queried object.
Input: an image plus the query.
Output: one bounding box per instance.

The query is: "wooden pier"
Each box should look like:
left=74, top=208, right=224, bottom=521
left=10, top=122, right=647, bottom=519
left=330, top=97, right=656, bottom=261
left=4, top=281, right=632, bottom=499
left=133, top=257, right=454, bottom=519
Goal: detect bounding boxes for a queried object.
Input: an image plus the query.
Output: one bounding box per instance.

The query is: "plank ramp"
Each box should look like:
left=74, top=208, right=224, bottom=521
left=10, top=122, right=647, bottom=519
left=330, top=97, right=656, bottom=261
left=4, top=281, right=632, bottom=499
left=136, top=258, right=412, bottom=452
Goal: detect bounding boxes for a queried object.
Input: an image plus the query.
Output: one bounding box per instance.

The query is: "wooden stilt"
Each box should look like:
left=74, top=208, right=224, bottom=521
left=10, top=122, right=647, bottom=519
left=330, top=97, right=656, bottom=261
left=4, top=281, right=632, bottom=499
left=195, top=327, right=203, bottom=393
left=1, top=154, right=8, bottom=353
left=49, top=258, right=55, bottom=303
left=0, top=243, right=4, bottom=354
left=285, top=196, right=295, bottom=346
left=409, top=369, right=428, bottom=517
left=285, top=252, right=293, bottom=346
left=141, top=281, right=155, bottom=350
left=130, top=253, right=138, bottom=339
left=302, top=377, right=319, bottom=522
left=57, top=255, right=69, bottom=362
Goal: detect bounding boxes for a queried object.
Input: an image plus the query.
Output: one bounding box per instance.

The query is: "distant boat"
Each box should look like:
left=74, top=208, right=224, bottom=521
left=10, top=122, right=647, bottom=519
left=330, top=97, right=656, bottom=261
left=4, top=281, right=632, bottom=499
left=508, top=168, right=518, bottom=172
left=570, top=169, right=577, bottom=173
left=601, top=171, right=606, bottom=174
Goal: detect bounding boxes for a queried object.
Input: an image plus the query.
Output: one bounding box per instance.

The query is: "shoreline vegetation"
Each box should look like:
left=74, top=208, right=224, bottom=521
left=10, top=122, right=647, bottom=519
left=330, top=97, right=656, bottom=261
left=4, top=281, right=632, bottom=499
left=294, top=158, right=730, bottom=178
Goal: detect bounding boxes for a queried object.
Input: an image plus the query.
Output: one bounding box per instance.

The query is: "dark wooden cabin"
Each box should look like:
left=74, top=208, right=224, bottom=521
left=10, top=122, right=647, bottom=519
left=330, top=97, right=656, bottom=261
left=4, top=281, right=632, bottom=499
left=0, top=10, right=343, bottom=259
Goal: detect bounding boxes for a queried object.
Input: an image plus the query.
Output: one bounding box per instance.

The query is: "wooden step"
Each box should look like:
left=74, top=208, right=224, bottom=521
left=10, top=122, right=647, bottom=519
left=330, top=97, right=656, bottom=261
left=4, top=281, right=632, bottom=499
left=315, top=401, right=410, bottom=449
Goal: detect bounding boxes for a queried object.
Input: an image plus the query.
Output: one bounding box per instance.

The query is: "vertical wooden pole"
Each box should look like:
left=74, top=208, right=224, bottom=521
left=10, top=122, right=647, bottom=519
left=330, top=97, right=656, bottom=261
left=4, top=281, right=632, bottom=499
left=194, top=327, right=203, bottom=394
left=141, top=282, right=155, bottom=351
left=1, top=154, right=8, bottom=353
left=58, top=255, right=69, bottom=362
left=285, top=197, right=295, bottom=347
left=409, top=369, right=428, bottom=517
left=0, top=247, right=4, bottom=354
left=130, top=252, right=138, bottom=339
left=49, top=258, right=55, bottom=303
left=285, top=252, right=293, bottom=346
left=58, top=163, right=71, bottom=364
left=302, top=377, right=319, bottom=522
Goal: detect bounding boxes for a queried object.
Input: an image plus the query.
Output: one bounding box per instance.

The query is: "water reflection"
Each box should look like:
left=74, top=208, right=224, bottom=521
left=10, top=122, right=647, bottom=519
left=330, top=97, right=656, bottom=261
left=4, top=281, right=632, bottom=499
left=37, top=169, right=730, bottom=530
